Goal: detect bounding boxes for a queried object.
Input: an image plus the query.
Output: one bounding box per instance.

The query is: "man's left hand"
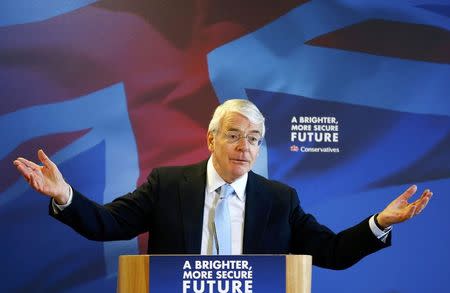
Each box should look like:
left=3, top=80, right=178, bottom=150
left=377, top=185, right=433, bottom=229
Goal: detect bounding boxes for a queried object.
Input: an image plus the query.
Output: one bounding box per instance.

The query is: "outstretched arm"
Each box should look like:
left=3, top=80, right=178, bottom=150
left=377, top=185, right=433, bottom=229
left=14, top=149, right=154, bottom=241
left=13, top=149, right=70, bottom=205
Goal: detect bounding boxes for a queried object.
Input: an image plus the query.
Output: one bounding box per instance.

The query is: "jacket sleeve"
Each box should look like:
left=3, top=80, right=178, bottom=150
left=289, top=188, right=391, bottom=270
left=49, top=168, right=161, bottom=241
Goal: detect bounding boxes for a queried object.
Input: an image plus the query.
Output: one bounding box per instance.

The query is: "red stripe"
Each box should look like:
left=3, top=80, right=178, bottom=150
left=1, top=129, right=90, bottom=193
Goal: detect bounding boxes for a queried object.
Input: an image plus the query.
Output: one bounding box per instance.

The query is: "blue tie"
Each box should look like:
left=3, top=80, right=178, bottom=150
left=214, top=184, right=234, bottom=255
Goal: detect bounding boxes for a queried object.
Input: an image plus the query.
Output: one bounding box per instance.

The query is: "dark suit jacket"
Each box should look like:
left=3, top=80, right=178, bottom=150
left=50, top=160, right=390, bottom=270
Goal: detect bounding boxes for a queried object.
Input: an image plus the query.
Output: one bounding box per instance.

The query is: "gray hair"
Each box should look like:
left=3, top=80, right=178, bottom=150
left=208, top=99, right=266, bottom=137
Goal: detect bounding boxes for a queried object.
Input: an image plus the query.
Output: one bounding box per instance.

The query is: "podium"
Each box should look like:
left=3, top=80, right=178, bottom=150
left=117, top=255, right=312, bottom=293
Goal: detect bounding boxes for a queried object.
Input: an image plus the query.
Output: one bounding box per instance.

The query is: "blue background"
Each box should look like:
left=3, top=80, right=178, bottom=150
left=1, top=0, right=449, bottom=292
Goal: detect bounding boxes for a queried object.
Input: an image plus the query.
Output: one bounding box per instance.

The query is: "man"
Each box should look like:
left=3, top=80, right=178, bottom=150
left=13, top=99, right=432, bottom=270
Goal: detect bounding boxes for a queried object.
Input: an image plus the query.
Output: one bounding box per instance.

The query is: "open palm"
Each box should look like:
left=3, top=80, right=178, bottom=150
left=13, top=149, right=69, bottom=204
left=377, top=185, right=432, bottom=228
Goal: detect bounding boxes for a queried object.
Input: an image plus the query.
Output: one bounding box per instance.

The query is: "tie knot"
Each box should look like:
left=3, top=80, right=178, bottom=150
left=220, top=184, right=235, bottom=199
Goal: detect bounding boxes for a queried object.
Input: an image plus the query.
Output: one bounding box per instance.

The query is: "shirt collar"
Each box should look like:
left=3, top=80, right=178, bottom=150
left=206, top=157, right=247, bottom=202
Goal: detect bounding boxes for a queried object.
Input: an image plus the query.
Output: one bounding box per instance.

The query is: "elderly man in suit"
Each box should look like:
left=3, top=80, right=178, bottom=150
left=14, top=99, right=432, bottom=269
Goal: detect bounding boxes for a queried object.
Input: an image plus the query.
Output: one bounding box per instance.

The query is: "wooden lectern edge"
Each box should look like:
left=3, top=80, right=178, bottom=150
left=118, top=255, right=150, bottom=293
left=286, top=255, right=312, bottom=293
left=118, top=254, right=312, bottom=293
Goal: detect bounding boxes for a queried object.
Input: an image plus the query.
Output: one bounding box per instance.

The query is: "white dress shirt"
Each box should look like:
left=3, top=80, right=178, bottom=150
left=200, top=158, right=247, bottom=255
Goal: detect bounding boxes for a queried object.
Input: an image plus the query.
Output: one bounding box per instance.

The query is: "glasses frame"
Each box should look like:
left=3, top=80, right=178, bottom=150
left=216, top=130, right=263, bottom=146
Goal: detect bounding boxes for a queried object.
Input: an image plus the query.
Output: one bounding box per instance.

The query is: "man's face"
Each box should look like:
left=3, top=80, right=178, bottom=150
left=207, top=112, right=262, bottom=183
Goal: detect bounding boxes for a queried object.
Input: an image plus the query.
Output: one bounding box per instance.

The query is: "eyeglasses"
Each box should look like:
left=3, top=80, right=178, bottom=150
left=219, top=130, right=263, bottom=146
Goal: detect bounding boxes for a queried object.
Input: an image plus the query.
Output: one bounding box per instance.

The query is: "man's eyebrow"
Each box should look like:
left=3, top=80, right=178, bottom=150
left=226, top=127, right=261, bottom=135
left=249, top=130, right=261, bottom=135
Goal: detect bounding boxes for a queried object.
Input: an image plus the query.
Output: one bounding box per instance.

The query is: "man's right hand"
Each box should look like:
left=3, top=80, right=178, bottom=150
left=13, top=149, right=70, bottom=205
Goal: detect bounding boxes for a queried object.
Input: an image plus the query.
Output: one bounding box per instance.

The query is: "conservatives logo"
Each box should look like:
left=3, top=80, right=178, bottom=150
left=290, top=145, right=299, bottom=152
left=290, top=116, right=340, bottom=153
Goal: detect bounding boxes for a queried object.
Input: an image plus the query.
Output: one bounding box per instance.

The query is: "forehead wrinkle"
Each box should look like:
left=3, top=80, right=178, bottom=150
left=221, top=114, right=261, bottom=134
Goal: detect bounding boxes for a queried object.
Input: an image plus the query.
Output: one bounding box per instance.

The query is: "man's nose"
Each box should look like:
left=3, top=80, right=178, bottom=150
left=236, top=136, right=250, bottom=150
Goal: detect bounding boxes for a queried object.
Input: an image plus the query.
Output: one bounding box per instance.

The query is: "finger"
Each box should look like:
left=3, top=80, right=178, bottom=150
left=418, top=189, right=430, bottom=200
left=410, top=189, right=429, bottom=204
left=15, top=157, right=41, bottom=171
left=13, top=159, right=27, bottom=170
left=411, top=189, right=432, bottom=206
left=406, top=204, right=417, bottom=219
left=13, top=161, right=33, bottom=180
left=398, top=185, right=417, bottom=201
left=415, top=192, right=432, bottom=215
left=38, top=149, right=56, bottom=170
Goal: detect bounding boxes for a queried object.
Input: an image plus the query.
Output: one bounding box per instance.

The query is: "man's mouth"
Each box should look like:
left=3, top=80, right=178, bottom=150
left=230, top=158, right=249, bottom=163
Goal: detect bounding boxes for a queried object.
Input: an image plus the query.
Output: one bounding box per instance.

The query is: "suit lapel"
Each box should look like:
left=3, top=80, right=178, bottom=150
left=179, top=160, right=207, bottom=253
left=243, top=171, right=273, bottom=253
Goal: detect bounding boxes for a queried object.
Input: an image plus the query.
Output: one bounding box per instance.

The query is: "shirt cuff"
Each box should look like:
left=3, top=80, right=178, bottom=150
left=369, top=214, right=392, bottom=243
left=51, top=184, right=73, bottom=214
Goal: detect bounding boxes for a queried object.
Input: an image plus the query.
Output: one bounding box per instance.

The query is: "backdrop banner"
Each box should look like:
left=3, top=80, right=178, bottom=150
left=1, top=1, right=449, bottom=292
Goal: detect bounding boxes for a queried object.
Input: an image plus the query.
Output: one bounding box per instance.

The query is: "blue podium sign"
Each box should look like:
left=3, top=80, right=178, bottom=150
left=149, top=255, right=286, bottom=293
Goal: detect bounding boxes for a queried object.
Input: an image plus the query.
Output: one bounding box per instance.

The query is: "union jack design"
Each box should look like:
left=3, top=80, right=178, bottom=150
left=1, top=1, right=449, bottom=292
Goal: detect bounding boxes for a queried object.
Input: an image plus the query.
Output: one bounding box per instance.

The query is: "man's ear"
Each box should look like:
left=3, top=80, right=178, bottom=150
left=207, top=132, right=214, bottom=152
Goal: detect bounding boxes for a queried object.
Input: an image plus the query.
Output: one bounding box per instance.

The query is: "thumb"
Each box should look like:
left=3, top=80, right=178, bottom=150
left=399, top=185, right=417, bottom=201
left=38, top=149, right=55, bottom=169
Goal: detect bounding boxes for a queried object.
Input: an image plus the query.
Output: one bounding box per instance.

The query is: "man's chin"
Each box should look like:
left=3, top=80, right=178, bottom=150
left=230, top=168, right=249, bottom=179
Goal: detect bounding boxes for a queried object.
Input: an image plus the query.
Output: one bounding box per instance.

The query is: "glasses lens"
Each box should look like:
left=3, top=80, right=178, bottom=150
left=225, top=131, right=240, bottom=143
left=247, top=135, right=261, bottom=145
left=224, top=131, right=261, bottom=146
